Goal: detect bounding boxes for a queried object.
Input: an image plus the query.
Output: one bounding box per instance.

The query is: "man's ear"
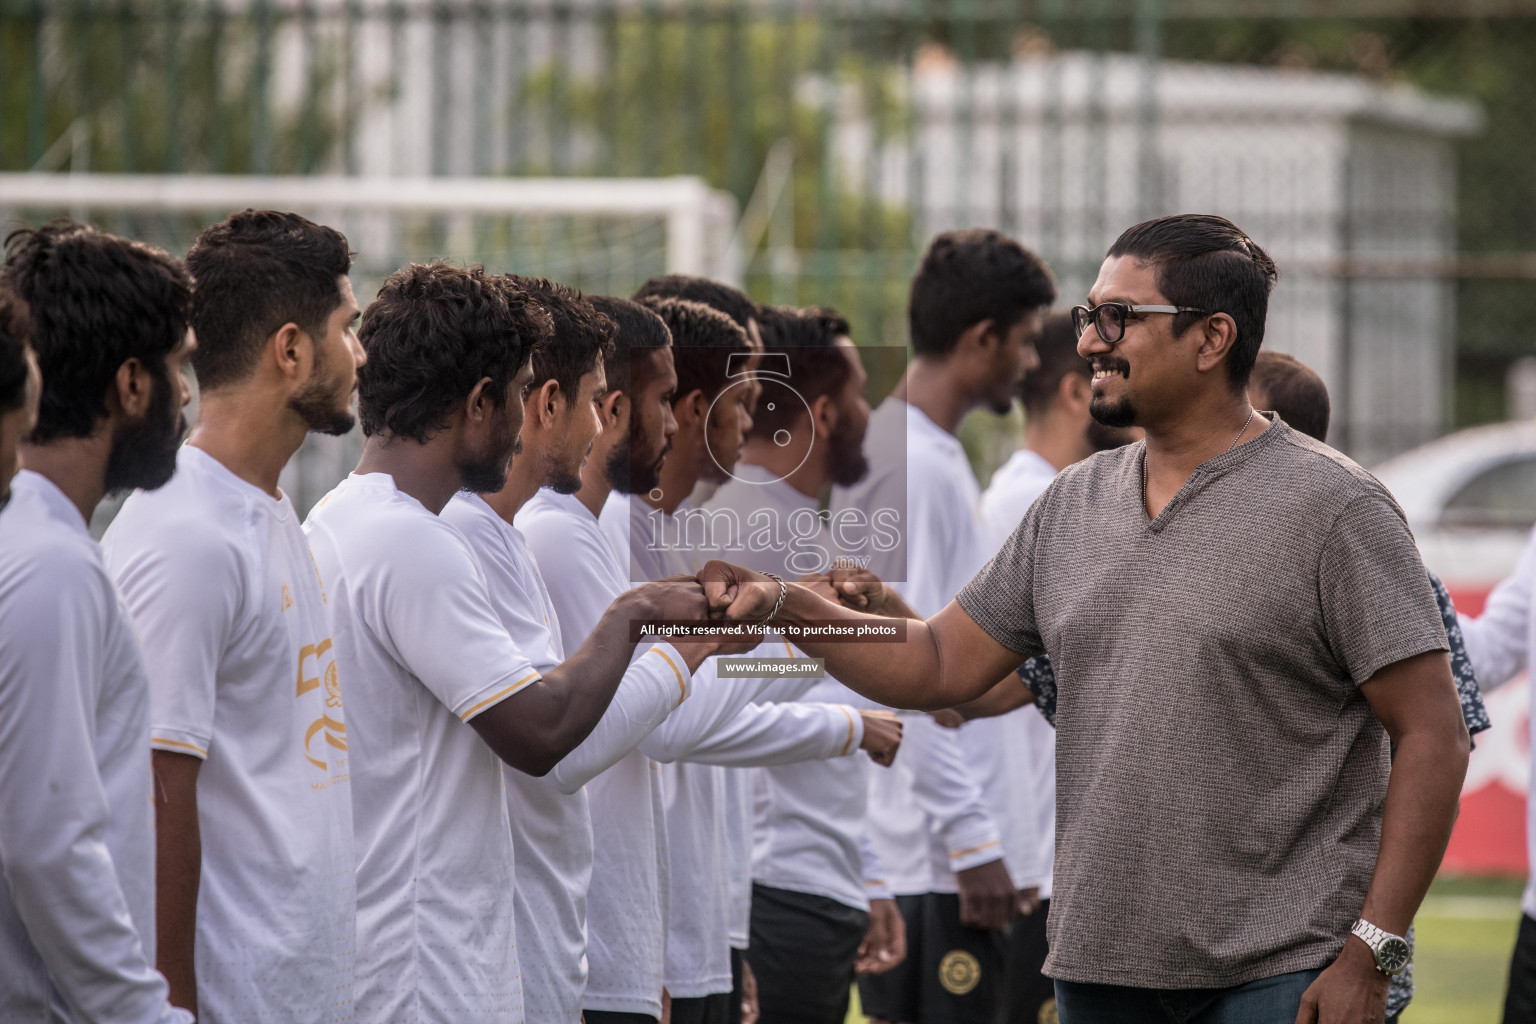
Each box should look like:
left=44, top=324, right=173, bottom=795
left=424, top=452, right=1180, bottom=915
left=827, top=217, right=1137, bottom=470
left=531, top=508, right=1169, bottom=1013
left=953, top=319, right=998, bottom=356
left=677, top=389, right=708, bottom=429
left=1194, top=313, right=1240, bottom=376
left=111, top=357, right=156, bottom=419
left=535, top=378, right=564, bottom=428
left=1062, top=371, right=1093, bottom=412
left=810, top=392, right=838, bottom=434
left=464, top=376, right=495, bottom=426
left=270, top=322, right=306, bottom=383
left=600, top=389, right=626, bottom=430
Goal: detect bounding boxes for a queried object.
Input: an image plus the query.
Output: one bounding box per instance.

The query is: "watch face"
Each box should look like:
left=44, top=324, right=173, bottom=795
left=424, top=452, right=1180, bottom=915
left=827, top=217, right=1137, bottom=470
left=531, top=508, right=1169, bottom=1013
left=1377, top=936, right=1411, bottom=974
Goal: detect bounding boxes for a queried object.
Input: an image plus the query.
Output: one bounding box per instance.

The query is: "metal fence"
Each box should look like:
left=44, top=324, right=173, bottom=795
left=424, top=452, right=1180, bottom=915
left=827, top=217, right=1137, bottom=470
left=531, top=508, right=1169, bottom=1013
left=4, top=1, right=1536, bottom=466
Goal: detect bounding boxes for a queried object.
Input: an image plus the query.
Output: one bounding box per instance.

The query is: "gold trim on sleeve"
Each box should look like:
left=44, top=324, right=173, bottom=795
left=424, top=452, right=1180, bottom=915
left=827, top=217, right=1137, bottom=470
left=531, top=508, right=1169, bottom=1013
left=649, top=646, right=687, bottom=704
left=459, top=671, right=541, bottom=721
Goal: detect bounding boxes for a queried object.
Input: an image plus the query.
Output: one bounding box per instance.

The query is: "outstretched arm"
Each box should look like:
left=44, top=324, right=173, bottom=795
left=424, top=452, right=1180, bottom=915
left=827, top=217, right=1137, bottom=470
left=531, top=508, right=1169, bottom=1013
left=472, top=579, right=719, bottom=775
left=700, top=562, right=1030, bottom=711
left=1457, top=530, right=1536, bottom=692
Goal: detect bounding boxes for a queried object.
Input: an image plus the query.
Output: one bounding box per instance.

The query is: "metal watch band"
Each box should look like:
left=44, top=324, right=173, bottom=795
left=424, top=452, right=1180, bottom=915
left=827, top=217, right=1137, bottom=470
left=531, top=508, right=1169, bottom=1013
left=1350, top=918, right=1410, bottom=976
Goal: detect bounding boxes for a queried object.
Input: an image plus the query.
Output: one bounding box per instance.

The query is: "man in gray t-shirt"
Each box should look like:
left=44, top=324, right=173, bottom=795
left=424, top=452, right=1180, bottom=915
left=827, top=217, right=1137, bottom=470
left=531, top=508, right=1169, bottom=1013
left=958, top=414, right=1438, bottom=993
left=700, top=214, right=1471, bottom=1024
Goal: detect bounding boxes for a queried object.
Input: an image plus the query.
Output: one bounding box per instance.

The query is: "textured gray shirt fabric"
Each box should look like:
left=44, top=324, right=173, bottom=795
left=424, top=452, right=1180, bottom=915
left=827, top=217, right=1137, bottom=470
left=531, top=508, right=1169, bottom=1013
left=956, top=416, right=1449, bottom=991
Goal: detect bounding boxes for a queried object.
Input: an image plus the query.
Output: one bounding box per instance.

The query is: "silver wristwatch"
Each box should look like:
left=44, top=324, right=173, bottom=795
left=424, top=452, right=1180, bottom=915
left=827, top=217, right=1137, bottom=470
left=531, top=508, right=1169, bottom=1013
left=1351, top=918, right=1411, bottom=976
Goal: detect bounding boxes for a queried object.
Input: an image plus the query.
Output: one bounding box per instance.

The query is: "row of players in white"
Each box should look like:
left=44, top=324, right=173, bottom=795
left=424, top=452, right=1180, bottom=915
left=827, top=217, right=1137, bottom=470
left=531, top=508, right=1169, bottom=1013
left=0, top=387, right=1060, bottom=1022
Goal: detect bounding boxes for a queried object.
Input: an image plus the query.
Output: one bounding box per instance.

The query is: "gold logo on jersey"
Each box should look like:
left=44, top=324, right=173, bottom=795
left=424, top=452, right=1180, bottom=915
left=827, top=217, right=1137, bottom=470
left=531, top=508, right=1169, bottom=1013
left=280, top=585, right=293, bottom=611
left=297, top=639, right=346, bottom=770
left=323, top=659, right=342, bottom=709
left=938, top=950, right=981, bottom=996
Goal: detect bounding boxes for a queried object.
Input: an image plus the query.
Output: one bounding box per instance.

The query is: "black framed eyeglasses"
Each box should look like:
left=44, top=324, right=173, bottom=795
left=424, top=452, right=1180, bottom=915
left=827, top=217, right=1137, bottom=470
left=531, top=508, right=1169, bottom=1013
left=1070, top=302, right=1207, bottom=345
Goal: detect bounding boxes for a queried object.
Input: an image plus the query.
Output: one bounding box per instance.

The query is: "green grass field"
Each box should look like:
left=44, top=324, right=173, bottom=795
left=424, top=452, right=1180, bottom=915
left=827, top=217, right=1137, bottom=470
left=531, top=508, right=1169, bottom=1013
left=846, top=875, right=1525, bottom=1023
left=1408, top=875, right=1523, bottom=1023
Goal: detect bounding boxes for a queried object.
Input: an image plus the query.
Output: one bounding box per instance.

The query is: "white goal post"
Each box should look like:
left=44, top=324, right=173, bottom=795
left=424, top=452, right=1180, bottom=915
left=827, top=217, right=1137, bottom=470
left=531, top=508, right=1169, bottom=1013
left=0, top=174, right=740, bottom=284
left=0, top=172, right=741, bottom=519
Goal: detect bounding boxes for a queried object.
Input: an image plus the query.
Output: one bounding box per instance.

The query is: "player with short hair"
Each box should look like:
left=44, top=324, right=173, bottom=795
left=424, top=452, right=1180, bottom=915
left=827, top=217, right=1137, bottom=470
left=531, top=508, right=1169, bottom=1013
left=1245, top=348, right=1489, bottom=1024
left=1248, top=349, right=1330, bottom=442
left=0, top=221, right=195, bottom=1024
left=102, top=209, right=365, bottom=1022
left=835, top=228, right=1054, bottom=1024
left=633, top=273, right=764, bottom=349
left=304, top=266, right=710, bottom=1023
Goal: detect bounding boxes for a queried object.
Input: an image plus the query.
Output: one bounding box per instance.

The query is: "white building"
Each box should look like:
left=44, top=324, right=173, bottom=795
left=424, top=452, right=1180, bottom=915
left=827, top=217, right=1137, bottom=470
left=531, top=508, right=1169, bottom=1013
left=820, top=51, right=1483, bottom=464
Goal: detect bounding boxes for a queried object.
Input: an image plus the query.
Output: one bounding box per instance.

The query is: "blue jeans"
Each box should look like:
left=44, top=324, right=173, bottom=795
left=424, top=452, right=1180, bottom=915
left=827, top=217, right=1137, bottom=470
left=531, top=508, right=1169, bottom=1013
left=1056, top=969, right=1321, bottom=1023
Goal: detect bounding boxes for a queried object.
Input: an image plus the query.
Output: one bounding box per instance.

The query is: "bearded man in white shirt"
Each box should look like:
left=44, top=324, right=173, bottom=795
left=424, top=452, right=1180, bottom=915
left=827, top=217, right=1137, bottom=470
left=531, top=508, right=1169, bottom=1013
left=832, top=228, right=1054, bottom=1024
left=443, top=279, right=732, bottom=1024
left=517, top=294, right=764, bottom=1024
left=102, top=210, right=366, bottom=1023
left=304, top=266, right=711, bottom=1024
left=0, top=221, right=196, bottom=1024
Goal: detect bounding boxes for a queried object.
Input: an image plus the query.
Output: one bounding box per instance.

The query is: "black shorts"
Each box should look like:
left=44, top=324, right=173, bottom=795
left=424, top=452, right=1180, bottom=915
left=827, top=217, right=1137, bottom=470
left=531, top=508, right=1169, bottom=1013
left=857, top=892, right=1006, bottom=1024
left=670, top=990, right=732, bottom=1024
left=584, top=1012, right=658, bottom=1024
left=997, top=899, right=1053, bottom=1024
left=746, top=883, right=869, bottom=1024
left=1504, top=913, right=1536, bottom=1024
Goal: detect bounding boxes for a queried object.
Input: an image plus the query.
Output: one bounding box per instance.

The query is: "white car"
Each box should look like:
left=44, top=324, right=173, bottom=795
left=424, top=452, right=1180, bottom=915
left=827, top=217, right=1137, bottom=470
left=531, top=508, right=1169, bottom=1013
left=1373, top=420, right=1536, bottom=593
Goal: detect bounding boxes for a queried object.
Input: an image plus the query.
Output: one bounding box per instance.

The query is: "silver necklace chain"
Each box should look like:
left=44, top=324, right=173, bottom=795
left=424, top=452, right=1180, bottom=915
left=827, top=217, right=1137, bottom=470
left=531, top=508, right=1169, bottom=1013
left=1144, top=407, right=1257, bottom=496
left=1225, top=407, right=1258, bottom=454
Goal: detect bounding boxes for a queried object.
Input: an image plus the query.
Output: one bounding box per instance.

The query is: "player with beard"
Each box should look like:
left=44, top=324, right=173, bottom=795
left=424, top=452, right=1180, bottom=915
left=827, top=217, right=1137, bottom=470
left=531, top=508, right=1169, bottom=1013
left=443, top=279, right=729, bottom=1024
left=0, top=221, right=195, bottom=1023
left=517, top=295, right=688, bottom=1024
left=0, top=289, right=39, bottom=506
left=703, top=306, right=913, bottom=1024
left=631, top=276, right=766, bottom=507
left=831, top=229, right=1052, bottom=1024
left=598, top=298, right=902, bottom=1024
left=101, top=211, right=365, bottom=1023
left=627, top=298, right=756, bottom=521
left=303, top=266, right=711, bottom=1024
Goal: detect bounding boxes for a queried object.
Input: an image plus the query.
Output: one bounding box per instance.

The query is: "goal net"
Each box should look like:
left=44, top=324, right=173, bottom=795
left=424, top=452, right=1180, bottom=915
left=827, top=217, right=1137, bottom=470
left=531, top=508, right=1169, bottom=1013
left=0, top=172, right=740, bottom=518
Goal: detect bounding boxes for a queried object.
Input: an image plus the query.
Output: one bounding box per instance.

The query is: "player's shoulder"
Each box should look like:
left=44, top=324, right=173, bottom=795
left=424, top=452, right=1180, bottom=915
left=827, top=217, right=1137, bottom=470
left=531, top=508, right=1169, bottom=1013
left=516, top=490, right=592, bottom=541
left=442, top=491, right=499, bottom=539
left=443, top=493, right=522, bottom=567
left=110, top=446, right=259, bottom=548
left=0, top=494, right=110, bottom=610
left=517, top=492, right=620, bottom=573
